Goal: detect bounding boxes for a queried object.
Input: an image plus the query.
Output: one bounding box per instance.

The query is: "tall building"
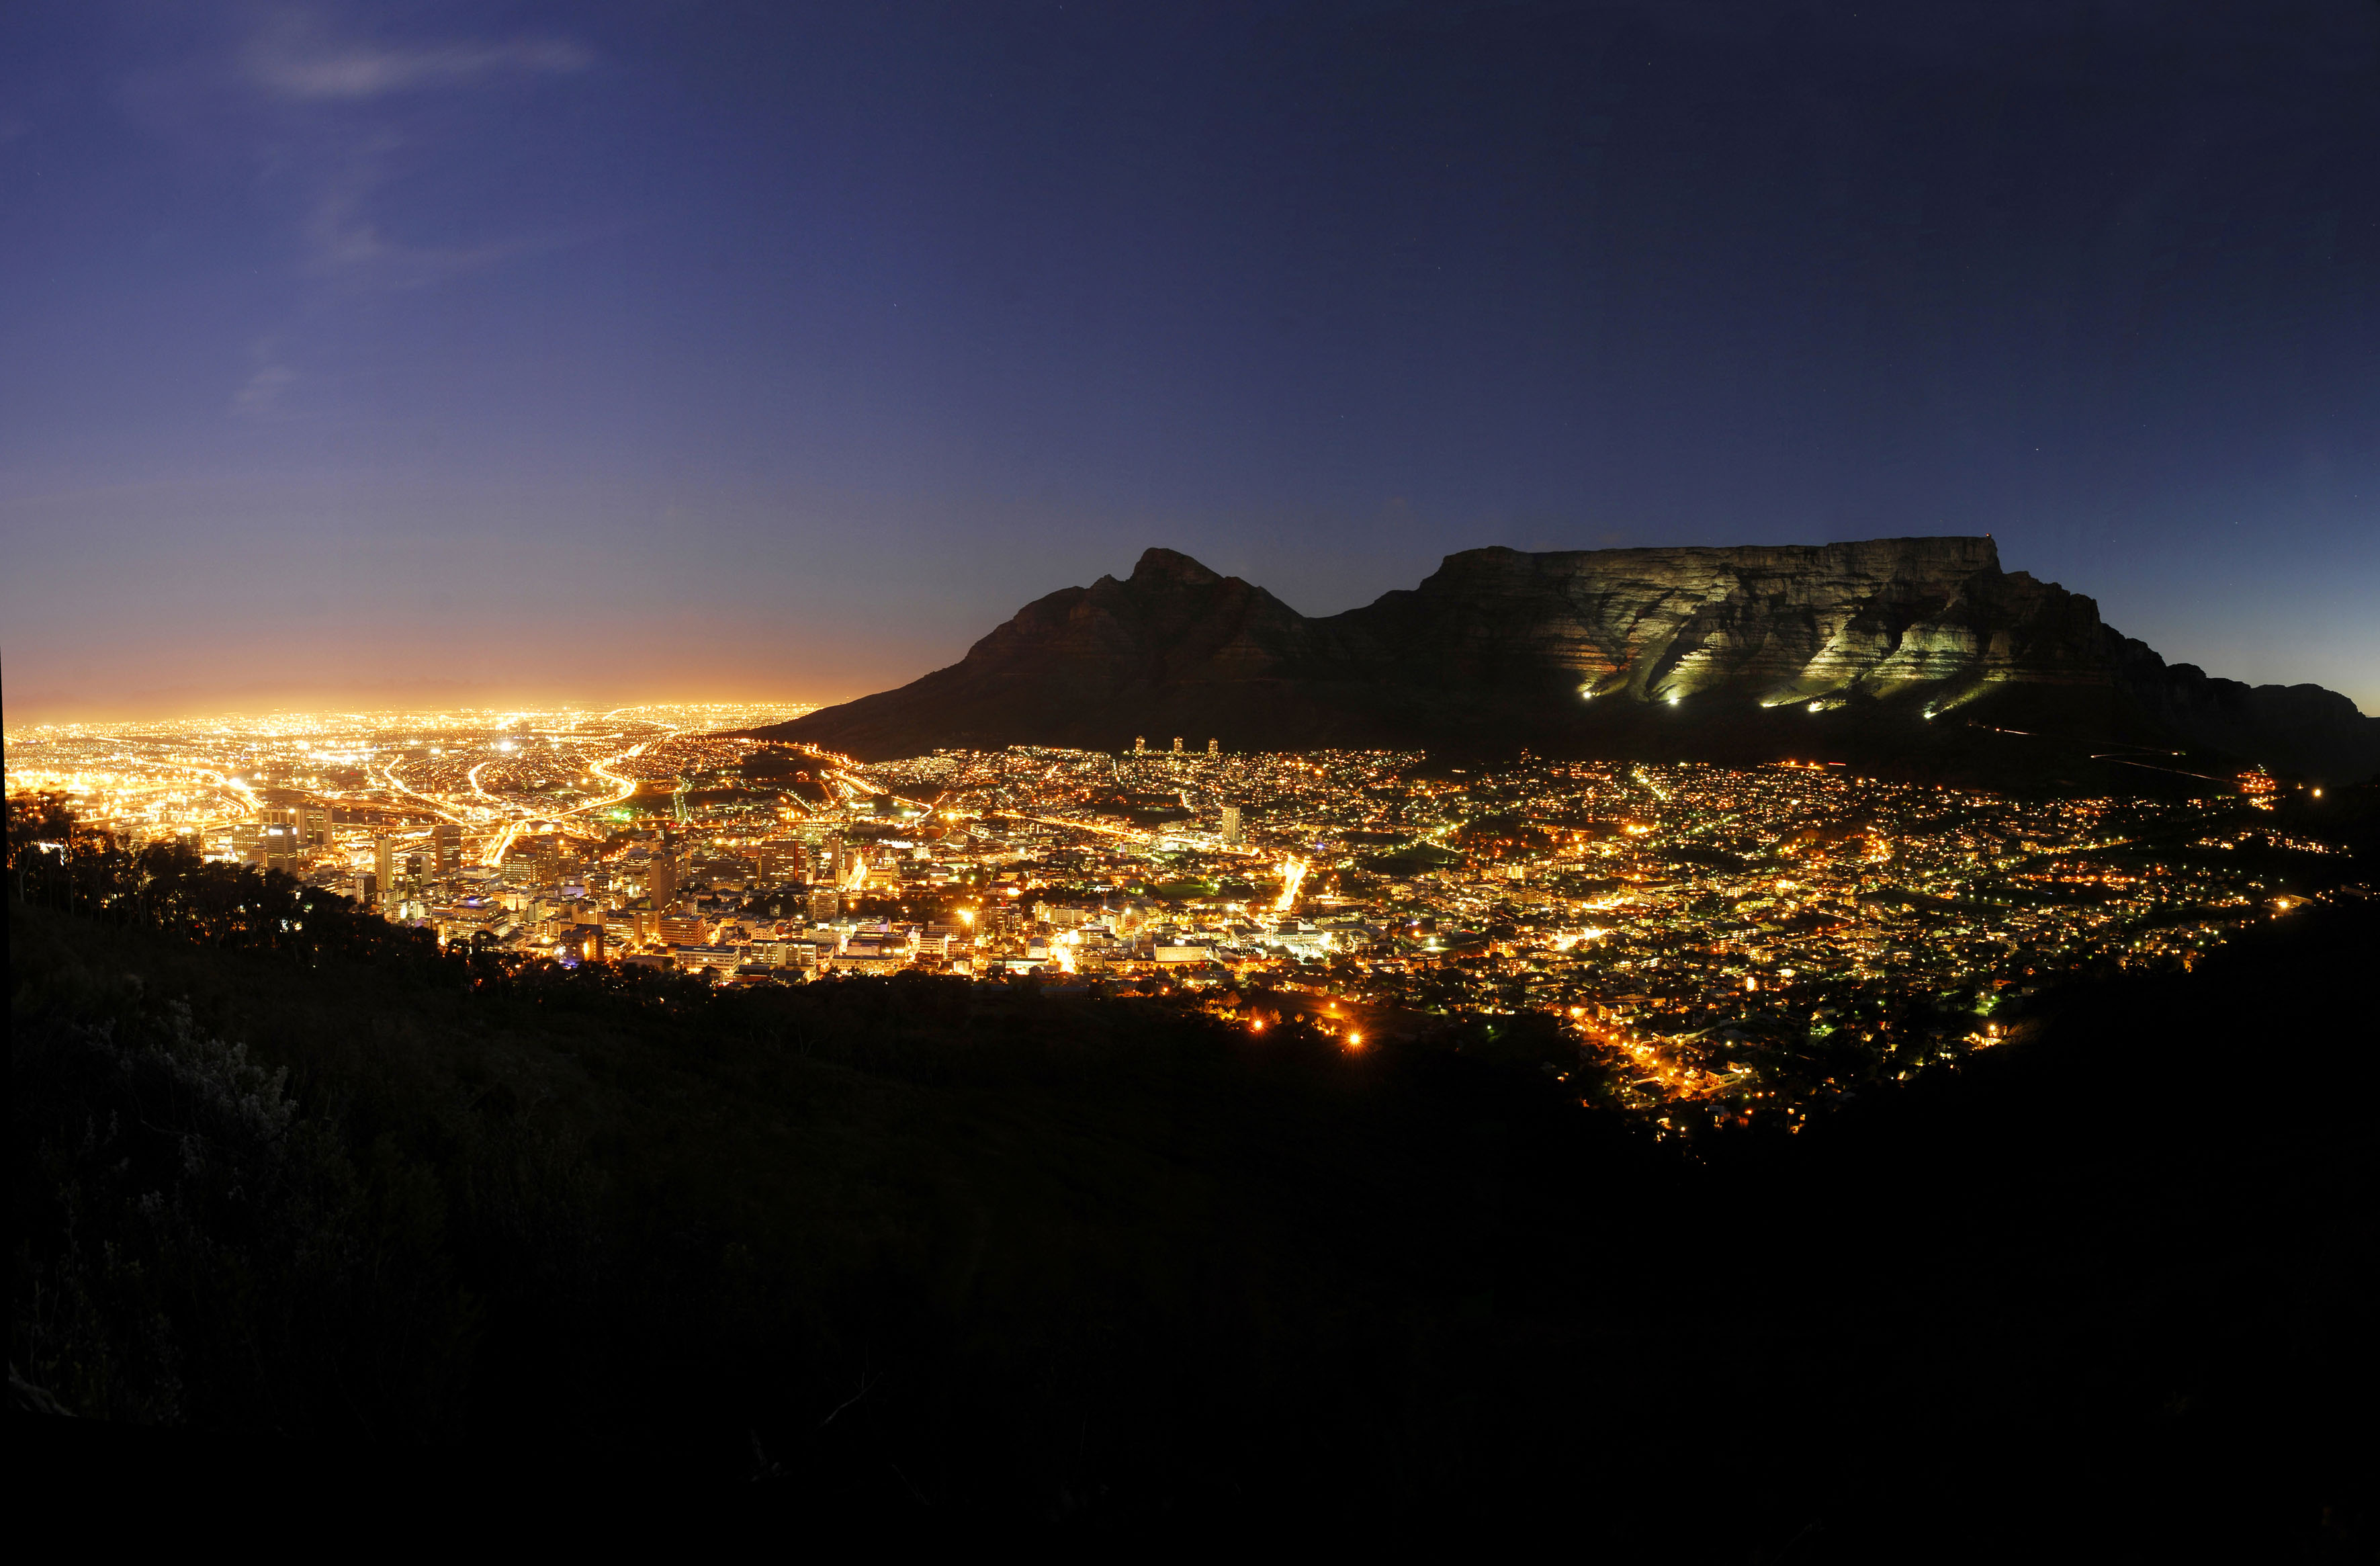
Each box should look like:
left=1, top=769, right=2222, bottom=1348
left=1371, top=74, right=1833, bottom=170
left=1134, top=736, right=1147, bottom=754
left=258, top=820, right=300, bottom=874
left=649, top=850, right=678, bottom=909
left=300, top=804, right=330, bottom=848
left=430, top=822, right=461, bottom=874
left=1221, top=805, right=1243, bottom=847
left=374, top=834, right=395, bottom=890
left=807, top=885, right=840, bottom=922
left=1207, top=738, right=1219, bottom=758
left=1172, top=736, right=1184, bottom=752
left=353, top=871, right=378, bottom=906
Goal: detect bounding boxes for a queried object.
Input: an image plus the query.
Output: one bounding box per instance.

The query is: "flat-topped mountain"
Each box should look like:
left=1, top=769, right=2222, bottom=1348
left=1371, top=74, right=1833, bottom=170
left=756, top=540, right=2379, bottom=785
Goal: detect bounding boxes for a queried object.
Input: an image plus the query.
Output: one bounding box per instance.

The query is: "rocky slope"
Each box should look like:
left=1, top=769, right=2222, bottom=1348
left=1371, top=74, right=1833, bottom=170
left=756, top=541, right=2379, bottom=783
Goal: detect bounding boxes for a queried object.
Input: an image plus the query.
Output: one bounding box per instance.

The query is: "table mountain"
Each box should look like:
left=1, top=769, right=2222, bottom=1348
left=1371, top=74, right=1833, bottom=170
left=753, top=540, right=2379, bottom=785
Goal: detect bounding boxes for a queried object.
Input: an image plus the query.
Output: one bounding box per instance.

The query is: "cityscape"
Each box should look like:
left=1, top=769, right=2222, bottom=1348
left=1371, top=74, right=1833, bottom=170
left=9, top=703, right=2358, bottom=1132
left=7, top=0, right=2373, bottom=1541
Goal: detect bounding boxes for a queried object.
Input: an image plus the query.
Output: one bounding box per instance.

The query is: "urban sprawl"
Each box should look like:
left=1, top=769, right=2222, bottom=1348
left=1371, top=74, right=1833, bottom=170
left=8, top=705, right=2350, bottom=1129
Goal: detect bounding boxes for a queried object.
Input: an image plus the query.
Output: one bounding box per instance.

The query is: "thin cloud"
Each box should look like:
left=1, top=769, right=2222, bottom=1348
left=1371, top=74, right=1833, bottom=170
left=194, top=13, right=599, bottom=417
left=244, top=17, right=590, bottom=101
left=231, top=335, right=300, bottom=418
left=232, top=362, right=298, bottom=416
left=298, top=161, right=525, bottom=288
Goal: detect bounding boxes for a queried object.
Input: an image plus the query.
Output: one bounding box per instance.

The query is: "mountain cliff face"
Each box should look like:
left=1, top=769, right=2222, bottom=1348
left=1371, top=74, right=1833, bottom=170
left=758, top=541, right=2379, bottom=783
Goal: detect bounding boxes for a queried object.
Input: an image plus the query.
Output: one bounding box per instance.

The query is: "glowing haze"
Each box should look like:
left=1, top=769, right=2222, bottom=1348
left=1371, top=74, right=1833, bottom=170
left=3, top=1, right=2375, bottom=725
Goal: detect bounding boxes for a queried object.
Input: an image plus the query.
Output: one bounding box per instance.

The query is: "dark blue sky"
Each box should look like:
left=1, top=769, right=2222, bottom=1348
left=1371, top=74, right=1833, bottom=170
left=3, top=1, right=2375, bottom=722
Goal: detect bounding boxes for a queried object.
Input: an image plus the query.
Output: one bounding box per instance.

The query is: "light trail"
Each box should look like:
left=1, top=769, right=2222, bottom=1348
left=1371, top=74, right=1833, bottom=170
left=478, top=734, right=662, bottom=864
left=568, top=739, right=655, bottom=815
left=1577, top=1016, right=1732, bottom=1102
left=993, top=808, right=1149, bottom=842
left=380, top=759, right=472, bottom=826
left=1274, top=855, right=1308, bottom=912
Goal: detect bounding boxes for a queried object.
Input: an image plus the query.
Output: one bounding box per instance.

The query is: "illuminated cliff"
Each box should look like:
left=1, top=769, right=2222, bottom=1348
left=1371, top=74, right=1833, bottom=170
left=758, top=541, right=2379, bottom=783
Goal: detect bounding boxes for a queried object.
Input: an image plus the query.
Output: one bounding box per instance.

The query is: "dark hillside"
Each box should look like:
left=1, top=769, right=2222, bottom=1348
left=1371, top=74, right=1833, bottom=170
left=757, top=543, right=2380, bottom=785
left=12, top=892, right=2373, bottom=1555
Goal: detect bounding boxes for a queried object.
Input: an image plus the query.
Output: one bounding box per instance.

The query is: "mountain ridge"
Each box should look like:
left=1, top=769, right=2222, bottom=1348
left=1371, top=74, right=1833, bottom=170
left=754, top=539, right=2379, bottom=785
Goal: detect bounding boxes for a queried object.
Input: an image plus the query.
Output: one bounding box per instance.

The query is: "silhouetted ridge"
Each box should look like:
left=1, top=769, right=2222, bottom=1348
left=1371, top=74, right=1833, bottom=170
left=755, top=539, right=2379, bottom=783
left=1125, top=546, right=1224, bottom=586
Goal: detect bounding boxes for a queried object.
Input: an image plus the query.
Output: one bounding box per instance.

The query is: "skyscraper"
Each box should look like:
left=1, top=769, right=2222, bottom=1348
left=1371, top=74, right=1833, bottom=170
left=1172, top=736, right=1184, bottom=752
left=259, top=820, right=300, bottom=873
left=1134, top=736, right=1147, bottom=754
left=650, top=849, right=678, bottom=908
left=374, top=834, right=394, bottom=889
left=1221, top=805, right=1243, bottom=847
left=431, top=822, right=461, bottom=874
left=1207, top=738, right=1219, bottom=758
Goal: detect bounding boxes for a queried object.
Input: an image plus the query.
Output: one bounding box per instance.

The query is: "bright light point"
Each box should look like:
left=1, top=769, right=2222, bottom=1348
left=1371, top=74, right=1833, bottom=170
left=1346, top=1033, right=1363, bottom=1049
left=1808, top=702, right=1822, bottom=714
left=1665, top=693, right=1681, bottom=705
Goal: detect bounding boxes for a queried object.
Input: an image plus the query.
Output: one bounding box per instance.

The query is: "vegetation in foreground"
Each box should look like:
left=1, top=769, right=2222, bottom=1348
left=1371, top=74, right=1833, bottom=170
left=9, top=830, right=2373, bottom=1555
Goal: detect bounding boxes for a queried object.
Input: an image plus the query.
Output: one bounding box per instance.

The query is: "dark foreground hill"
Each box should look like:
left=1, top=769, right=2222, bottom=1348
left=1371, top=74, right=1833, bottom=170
left=757, top=541, right=2380, bottom=787
left=11, top=896, right=2373, bottom=1553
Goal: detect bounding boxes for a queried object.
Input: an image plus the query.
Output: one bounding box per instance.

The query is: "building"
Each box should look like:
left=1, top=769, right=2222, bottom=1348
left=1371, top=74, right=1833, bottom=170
left=431, top=822, right=461, bottom=873
left=257, top=820, right=301, bottom=874
left=375, top=834, right=395, bottom=889
left=650, top=850, right=678, bottom=908
left=300, top=804, right=330, bottom=848
left=671, top=943, right=743, bottom=977
left=1172, top=736, right=1184, bottom=752
left=1221, top=805, right=1243, bottom=847
left=807, top=885, right=841, bottom=922
left=1134, top=736, right=1147, bottom=754
left=1207, top=738, right=1220, bottom=758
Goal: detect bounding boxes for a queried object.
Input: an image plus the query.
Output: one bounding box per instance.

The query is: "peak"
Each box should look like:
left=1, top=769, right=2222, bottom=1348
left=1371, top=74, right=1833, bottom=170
left=1129, top=548, right=1224, bottom=586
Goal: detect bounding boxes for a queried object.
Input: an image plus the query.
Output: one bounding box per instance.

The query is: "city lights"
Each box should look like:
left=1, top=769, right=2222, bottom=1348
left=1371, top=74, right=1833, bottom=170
left=8, top=711, right=2346, bottom=1133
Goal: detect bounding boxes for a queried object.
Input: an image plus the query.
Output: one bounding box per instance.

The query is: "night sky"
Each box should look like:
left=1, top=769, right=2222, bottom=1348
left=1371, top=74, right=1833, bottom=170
left=3, top=1, right=2375, bottom=723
